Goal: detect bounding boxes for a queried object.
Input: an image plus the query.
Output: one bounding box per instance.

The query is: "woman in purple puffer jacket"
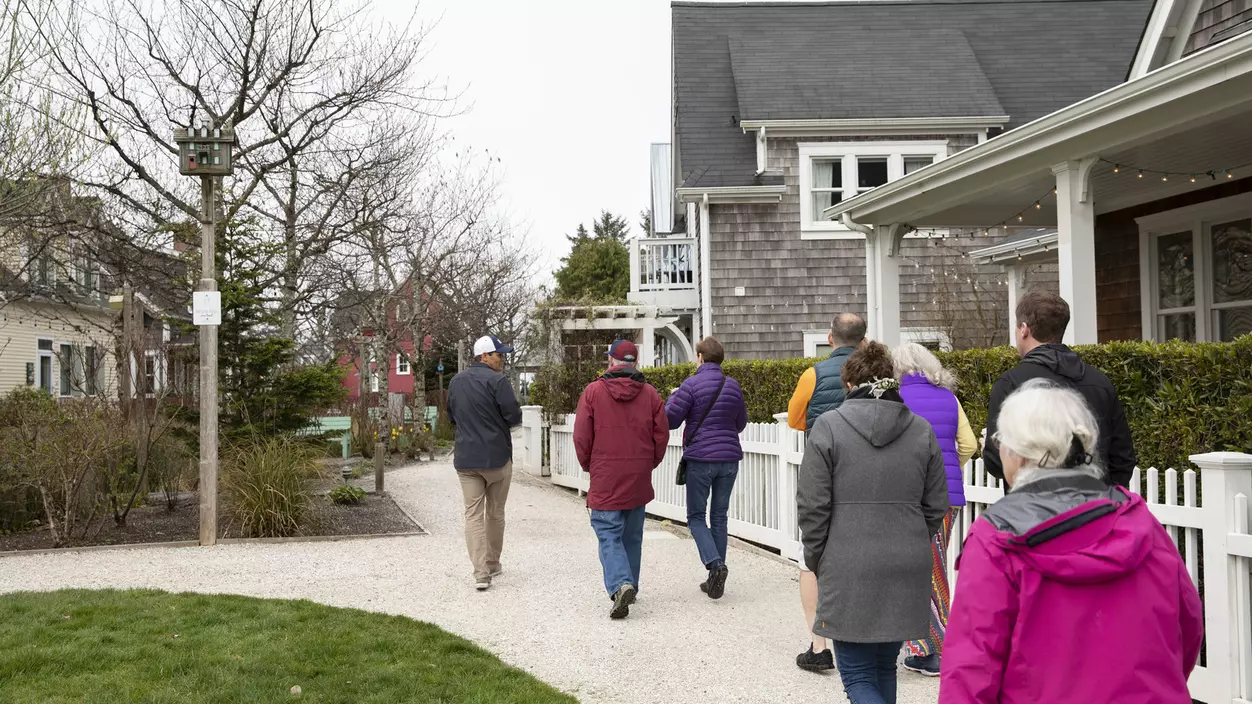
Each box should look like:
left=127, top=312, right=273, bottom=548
left=665, top=336, right=748, bottom=599
left=892, top=342, right=980, bottom=677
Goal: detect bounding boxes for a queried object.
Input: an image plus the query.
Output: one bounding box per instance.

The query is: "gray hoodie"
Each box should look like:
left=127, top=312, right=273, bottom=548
left=797, top=392, right=949, bottom=643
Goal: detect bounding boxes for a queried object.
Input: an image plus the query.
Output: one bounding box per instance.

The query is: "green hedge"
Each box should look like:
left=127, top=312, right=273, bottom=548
left=530, top=338, right=1252, bottom=470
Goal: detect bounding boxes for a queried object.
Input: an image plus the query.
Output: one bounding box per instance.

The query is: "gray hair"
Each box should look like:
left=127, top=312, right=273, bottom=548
left=830, top=313, right=867, bottom=347
left=892, top=342, right=957, bottom=391
left=994, top=379, right=1104, bottom=484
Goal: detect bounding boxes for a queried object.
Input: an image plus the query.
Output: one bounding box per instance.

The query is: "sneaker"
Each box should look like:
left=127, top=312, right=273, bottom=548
left=699, top=580, right=709, bottom=594
left=902, top=654, right=941, bottom=677
left=475, top=577, right=491, bottom=591
left=489, top=566, right=503, bottom=578
left=796, top=645, right=835, bottom=672
left=610, top=584, right=636, bottom=620
left=706, top=565, right=729, bottom=600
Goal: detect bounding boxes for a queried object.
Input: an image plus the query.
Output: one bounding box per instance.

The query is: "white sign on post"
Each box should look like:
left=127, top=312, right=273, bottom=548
left=193, top=291, right=222, bottom=326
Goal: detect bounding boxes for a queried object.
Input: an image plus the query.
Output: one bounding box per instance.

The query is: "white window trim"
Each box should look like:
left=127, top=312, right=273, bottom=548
left=1137, top=191, right=1252, bottom=342
left=396, top=353, right=411, bottom=375
left=802, top=331, right=831, bottom=357
left=902, top=327, right=953, bottom=352
left=799, top=141, right=949, bottom=239
left=36, top=338, right=54, bottom=393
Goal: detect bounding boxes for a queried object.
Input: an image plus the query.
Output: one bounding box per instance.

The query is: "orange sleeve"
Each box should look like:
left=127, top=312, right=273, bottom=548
left=787, top=367, right=817, bottom=432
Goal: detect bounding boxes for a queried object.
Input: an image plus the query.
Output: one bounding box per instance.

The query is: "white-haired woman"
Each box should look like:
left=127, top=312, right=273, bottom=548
left=892, top=342, right=979, bottom=677
left=940, top=379, right=1202, bottom=703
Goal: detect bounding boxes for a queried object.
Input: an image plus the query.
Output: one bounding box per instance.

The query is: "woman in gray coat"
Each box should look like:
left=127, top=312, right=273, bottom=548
left=797, top=342, right=949, bottom=704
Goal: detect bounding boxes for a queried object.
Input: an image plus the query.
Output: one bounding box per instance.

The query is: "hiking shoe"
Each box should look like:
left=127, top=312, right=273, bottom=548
left=699, top=580, right=709, bottom=594
left=796, top=645, right=835, bottom=672
left=903, top=654, right=941, bottom=677
left=706, top=565, right=729, bottom=600
left=475, top=577, right=491, bottom=591
left=610, top=584, right=636, bottom=620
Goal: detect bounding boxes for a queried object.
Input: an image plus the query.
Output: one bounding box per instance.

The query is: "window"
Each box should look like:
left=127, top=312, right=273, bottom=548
left=59, top=344, right=73, bottom=396
left=37, top=339, right=53, bottom=394
left=799, top=141, right=948, bottom=238
left=902, top=328, right=952, bottom=352
left=1140, top=194, right=1252, bottom=342
left=85, top=346, right=100, bottom=396
left=803, top=331, right=833, bottom=358
left=144, top=355, right=157, bottom=395
left=396, top=353, right=411, bottom=375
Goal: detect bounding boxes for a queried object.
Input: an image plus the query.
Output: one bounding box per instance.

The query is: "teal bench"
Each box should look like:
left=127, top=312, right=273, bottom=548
left=301, top=416, right=353, bottom=459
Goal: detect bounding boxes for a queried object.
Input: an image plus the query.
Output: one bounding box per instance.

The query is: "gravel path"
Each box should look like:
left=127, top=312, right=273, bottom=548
left=0, top=459, right=941, bottom=704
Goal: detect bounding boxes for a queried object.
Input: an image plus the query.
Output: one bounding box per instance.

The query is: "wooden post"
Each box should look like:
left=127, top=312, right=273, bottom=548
left=198, top=175, right=219, bottom=546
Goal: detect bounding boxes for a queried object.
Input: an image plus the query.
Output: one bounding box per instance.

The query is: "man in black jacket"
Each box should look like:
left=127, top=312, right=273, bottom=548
left=447, top=334, right=523, bottom=591
left=984, top=291, right=1136, bottom=488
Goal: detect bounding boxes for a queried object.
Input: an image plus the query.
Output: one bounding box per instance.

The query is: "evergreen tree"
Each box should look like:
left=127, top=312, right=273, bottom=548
left=179, top=218, right=345, bottom=440
left=552, top=212, right=630, bottom=302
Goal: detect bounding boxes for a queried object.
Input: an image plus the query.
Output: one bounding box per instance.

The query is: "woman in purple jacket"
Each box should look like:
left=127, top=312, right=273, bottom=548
left=892, top=342, right=980, bottom=677
left=665, top=337, right=748, bottom=599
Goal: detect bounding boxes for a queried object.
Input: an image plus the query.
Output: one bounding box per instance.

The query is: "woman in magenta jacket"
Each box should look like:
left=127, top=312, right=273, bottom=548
left=940, top=379, right=1202, bottom=703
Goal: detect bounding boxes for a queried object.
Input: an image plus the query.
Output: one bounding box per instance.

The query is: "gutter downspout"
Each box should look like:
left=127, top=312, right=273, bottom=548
left=700, top=193, right=712, bottom=338
left=843, top=213, right=879, bottom=338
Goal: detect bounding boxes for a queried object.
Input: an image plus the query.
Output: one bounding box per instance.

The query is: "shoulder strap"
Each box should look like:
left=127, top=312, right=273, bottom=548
left=684, top=375, right=727, bottom=447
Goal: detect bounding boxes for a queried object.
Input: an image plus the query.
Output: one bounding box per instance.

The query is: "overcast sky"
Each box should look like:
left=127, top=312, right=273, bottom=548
left=376, top=0, right=674, bottom=282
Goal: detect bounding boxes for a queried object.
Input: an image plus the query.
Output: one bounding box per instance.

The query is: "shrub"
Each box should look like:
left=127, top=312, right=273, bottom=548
left=0, top=390, right=132, bottom=546
left=221, top=436, right=322, bottom=538
left=531, top=337, right=1252, bottom=470
left=148, top=433, right=196, bottom=511
left=328, top=485, right=367, bottom=505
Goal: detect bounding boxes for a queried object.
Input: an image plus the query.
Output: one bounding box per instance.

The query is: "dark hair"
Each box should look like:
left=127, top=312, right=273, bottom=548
left=842, top=341, right=893, bottom=387
left=696, top=336, right=725, bottom=364
left=830, top=312, right=867, bottom=347
left=1016, top=290, right=1070, bottom=344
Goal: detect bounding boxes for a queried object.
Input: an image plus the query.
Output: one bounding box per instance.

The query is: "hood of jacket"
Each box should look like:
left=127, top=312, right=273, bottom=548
left=981, top=470, right=1150, bottom=584
left=600, top=364, right=647, bottom=402
left=1021, top=343, right=1087, bottom=383
left=833, top=397, right=915, bottom=448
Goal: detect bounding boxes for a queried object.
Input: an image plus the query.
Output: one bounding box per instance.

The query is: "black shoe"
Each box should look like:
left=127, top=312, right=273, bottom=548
left=796, top=645, right=835, bottom=672
left=699, top=580, right=709, bottom=594
left=706, top=564, right=728, bottom=600
left=902, top=654, right=941, bottom=677
left=610, top=584, right=636, bottom=620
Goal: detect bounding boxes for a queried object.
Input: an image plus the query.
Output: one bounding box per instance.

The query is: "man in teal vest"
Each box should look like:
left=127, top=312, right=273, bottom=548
left=787, top=313, right=867, bottom=433
left=787, top=312, right=866, bottom=672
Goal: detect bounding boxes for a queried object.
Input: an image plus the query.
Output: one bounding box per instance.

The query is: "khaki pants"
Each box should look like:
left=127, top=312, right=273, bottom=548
left=457, top=462, right=512, bottom=579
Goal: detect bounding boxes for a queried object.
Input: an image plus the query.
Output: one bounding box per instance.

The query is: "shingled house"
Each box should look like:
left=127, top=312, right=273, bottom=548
left=583, top=0, right=1173, bottom=365
left=830, top=0, right=1252, bottom=346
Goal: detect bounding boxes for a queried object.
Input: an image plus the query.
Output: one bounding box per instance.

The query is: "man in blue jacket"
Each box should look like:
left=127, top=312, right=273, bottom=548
left=447, top=334, right=523, bottom=591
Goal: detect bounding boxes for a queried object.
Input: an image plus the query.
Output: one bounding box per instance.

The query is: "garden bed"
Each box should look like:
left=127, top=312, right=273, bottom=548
left=0, top=490, right=422, bottom=553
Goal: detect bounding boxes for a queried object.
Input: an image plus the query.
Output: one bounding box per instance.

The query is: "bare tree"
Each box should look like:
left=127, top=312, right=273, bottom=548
left=31, top=0, right=456, bottom=332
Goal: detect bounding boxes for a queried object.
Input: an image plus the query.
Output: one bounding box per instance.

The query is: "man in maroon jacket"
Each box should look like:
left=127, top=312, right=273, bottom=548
left=573, top=340, right=670, bottom=620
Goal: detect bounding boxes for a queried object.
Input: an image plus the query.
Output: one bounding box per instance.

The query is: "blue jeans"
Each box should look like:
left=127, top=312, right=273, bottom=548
left=590, top=506, right=645, bottom=595
left=684, top=460, right=739, bottom=568
left=833, top=641, right=902, bottom=704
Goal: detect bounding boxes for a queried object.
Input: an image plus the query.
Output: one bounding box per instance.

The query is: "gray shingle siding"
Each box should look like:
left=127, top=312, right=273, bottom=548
left=674, top=0, right=1154, bottom=189
left=708, top=136, right=1057, bottom=358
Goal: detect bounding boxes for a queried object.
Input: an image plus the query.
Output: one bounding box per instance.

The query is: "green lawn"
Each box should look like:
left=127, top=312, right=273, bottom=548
left=0, top=589, right=577, bottom=704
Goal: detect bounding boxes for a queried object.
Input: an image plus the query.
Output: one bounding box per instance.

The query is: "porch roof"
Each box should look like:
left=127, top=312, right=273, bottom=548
left=969, top=228, right=1059, bottom=265
left=823, top=31, right=1252, bottom=228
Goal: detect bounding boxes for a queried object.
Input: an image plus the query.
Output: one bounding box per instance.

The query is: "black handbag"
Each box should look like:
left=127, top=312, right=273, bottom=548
left=676, top=376, right=727, bottom=486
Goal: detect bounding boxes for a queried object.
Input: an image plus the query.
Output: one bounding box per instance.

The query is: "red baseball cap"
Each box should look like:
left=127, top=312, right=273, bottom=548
left=607, top=340, right=638, bottom=363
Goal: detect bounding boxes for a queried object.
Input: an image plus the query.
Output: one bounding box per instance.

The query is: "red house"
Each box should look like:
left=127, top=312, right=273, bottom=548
left=333, top=280, right=441, bottom=403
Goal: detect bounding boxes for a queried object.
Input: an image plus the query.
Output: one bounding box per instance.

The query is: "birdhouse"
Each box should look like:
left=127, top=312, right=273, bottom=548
left=173, top=122, right=236, bottom=176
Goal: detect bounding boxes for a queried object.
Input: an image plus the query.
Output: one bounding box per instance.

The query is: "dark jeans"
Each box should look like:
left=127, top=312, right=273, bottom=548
left=833, top=641, right=902, bottom=704
left=589, top=506, right=645, bottom=595
left=684, top=460, right=739, bottom=568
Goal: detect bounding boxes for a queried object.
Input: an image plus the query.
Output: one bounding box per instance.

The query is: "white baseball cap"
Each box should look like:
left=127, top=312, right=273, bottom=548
left=473, top=335, right=514, bottom=357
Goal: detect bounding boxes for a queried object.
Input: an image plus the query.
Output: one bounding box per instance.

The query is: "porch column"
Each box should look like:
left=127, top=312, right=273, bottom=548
left=629, top=237, right=640, bottom=296
left=865, top=225, right=902, bottom=347
left=1052, top=159, right=1099, bottom=345
left=638, top=324, right=655, bottom=368
left=1006, top=263, right=1021, bottom=346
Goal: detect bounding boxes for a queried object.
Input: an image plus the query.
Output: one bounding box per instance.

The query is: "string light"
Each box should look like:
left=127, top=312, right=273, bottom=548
left=1101, top=158, right=1250, bottom=182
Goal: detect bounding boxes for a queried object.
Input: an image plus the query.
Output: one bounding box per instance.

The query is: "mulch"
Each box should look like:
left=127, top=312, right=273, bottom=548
left=0, top=475, right=423, bottom=554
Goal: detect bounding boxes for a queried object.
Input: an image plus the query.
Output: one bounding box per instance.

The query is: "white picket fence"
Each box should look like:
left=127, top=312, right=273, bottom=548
left=519, top=405, right=1252, bottom=704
